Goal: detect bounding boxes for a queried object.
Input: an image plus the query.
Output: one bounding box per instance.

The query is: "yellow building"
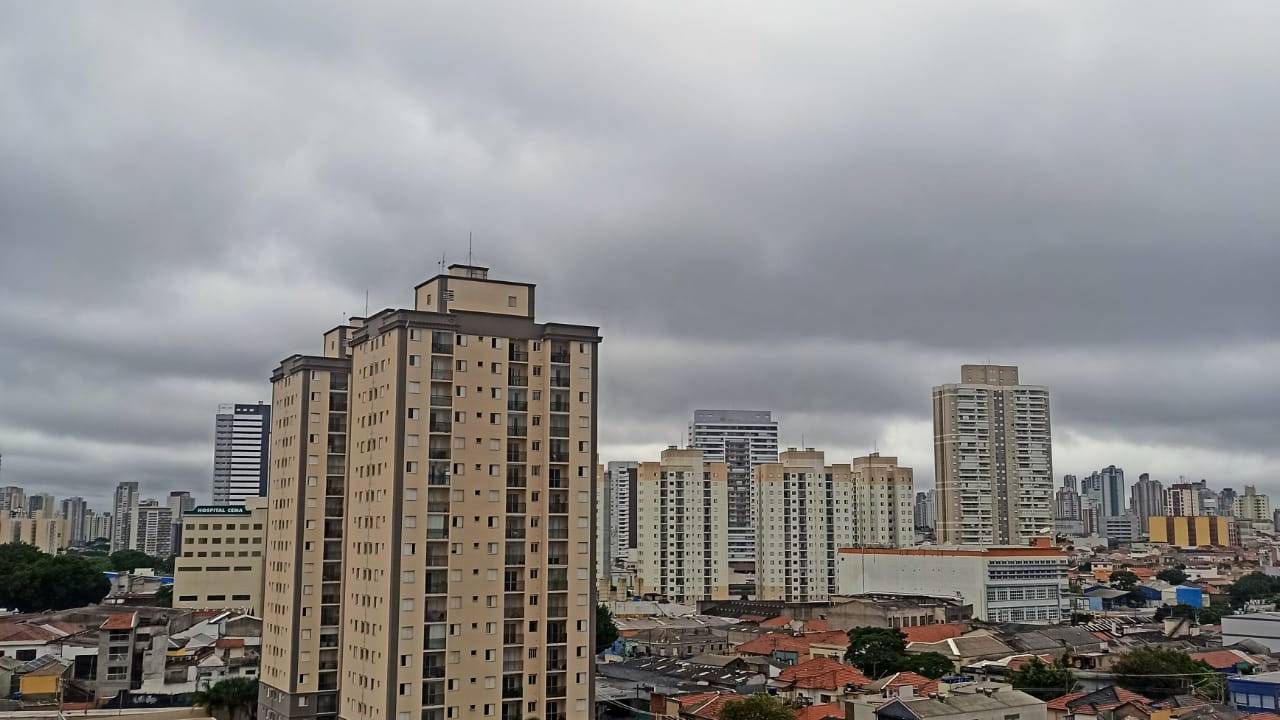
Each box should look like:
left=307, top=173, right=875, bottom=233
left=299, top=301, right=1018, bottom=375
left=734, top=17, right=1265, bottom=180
left=1148, top=515, right=1236, bottom=547
left=0, top=515, right=70, bottom=554
left=173, top=498, right=268, bottom=613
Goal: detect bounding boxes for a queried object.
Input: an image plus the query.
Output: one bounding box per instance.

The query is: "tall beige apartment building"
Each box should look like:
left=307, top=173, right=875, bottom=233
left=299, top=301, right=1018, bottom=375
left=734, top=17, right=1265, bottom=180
left=633, top=448, right=730, bottom=603
left=933, top=365, right=1053, bottom=545
left=259, top=265, right=600, bottom=720
left=1233, top=485, right=1272, bottom=522
left=754, top=451, right=914, bottom=602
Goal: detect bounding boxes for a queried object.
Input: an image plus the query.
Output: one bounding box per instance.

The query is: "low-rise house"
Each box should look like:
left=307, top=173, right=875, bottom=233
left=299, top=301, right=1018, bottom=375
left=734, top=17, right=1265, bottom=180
left=849, top=682, right=1046, bottom=720
left=14, top=655, right=69, bottom=702
left=1191, top=650, right=1268, bottom=675
left=908, top=632, right=1015, bottom=666
left=1229, top=671, right=1280, bottom=714
left=620, top=625, right=730, bottom=657
left=771, top=656, right=871, bottom=705
left=651, top=690, right=749, bottom=720
left=1045, top=686, right=1152, bottom=720
left=0, top=619, right=81, bottom=662
left=596, top=656, right=765, bottom=696
left=734, top=630, right=852, bottom=667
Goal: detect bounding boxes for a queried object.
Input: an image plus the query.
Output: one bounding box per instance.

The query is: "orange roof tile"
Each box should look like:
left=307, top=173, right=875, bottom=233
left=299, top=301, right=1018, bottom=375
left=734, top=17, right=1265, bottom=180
left=735, top=630, right=849, bottom=656
left=675, top=691, right=749, bottom=720
left=215, top=638, right=245, bottom=649
left=99, top=612, right=137, bottom=631
left=778, top=657, right=872, bottom=691
left=796, top=703, right=845, bottom=720
left=1190, top=649, right=1259, bottom=670
left=803, top=619, right=831, bottom=632
left=902, top=623, right=966, bottom=644
left=876, top=671, right=940, bottom=697
left=1244, top=714, right=1280, bottom=720
left=1047, top=688, right=1151, bottom=712
left=760, top=616, right=792, bottom=628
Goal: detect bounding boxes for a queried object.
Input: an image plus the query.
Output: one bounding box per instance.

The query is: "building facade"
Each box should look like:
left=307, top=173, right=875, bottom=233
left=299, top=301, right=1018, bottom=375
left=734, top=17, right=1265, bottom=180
left=635, top=448, right=730, bottom=603
left=213, top=402, right=272, bottom=506
left=933, top=365, right=1053, bottom=545
left=259, top=264, right=600, bottom=720
left=836, top=540, right=1069, bottom=624
left=1165, top=483, right=1203, bottom=517
left=129, top=501, right=174, bottom=558
left=1082, top=466, right=1125, bottom=517
left=1130, top=474, right=1164, bottom=533
left=913, top=490, right=935, bottom=532
left=174, top=500, right=268, bottom=613
left=687, top=410, right=778, bottom=566
left=603, top=460, right=638, bottom=568
left=1234, top=486, right=1272, bottom=522
left=1055, top=481, right=1082, bottom=522
left=1148, top=515, right=1237, bottom=547
left=111, top=481, right=139, bottom=553
left=850, top=453, right=915, bottom=549
left=60, top=496, right=88, bottom=545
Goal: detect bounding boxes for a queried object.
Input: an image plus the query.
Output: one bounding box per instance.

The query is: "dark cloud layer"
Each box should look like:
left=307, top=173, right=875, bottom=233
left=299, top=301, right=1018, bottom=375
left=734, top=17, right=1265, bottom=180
left=1, top=2, right=1278, bottom=506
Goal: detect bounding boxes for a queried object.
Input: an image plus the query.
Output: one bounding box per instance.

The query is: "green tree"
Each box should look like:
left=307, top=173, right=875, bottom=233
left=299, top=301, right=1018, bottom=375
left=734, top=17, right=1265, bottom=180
left=1110, top=570, right=1140, bottom=590
left=898, top=652, right=954, bottom=679
left=720, top=694, right=795, bottom=720
left=192, top=677, right=259, bottom=720
left=107, top=549, right=160, bottom=572
left=8, top=555, right=110, bottom=611
left=1156, top=568, right=1188, bottom=585
left=1009, top=657, right=1076, bottom=700
left=845, top=627, right=908, bottom=679
left=595, top=604, right=619, bottom=653
left=1112, top=647, right=1223, bottom=699
left=1229, top=572, right=1280, bottom=608
left=0, top=543, right=44, bottom=608
left=1198, top=604, right=1228, bottom=625
left=154, top=585, right=173, bottom=608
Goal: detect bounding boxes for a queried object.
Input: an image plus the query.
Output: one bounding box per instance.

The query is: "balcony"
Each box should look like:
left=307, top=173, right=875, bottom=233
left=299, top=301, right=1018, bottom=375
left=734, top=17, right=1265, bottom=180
left=549, top=401, right=570, bottom=413
left=549, top=451, right=569, bottom=463
left=429, top=395, right=452, bottom=407
left=504, top=545, right=526, bottom=566
left=550, top=351, right=570, bottom=364
left=507, top=399, right=528, bottom=412
left=429, top=420, right=451, bottom=433
left=430, top=368, right=452, bottom=381
left=550, top=373, right=570, bottom=388
left=549, top=423, right=569, bottom=438
left=508, top=348, right=529, bottom=362
left=427, top=470, right=450, bottom=486
left=503, top=622, right=524, bottom=645
left=505, top=496, right=526, bottom=514
left=428, top=448, right=449, bottom=460
left=548, top=502, right=568, bottom=514
left=502, top=658, right=523, bottom=673
left=507, top=370, right=528, bottom=387
left=506, top=421, right=527, bottom=437
left=506, top=468, right=527, bottom=487
left=506, top=449, right=527, bottom=463
left=505, top=525, right=526, bottom=540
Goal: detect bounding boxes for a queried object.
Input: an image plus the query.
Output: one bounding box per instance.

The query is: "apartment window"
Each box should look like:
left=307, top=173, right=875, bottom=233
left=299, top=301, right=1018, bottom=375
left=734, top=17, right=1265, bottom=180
left=408, top=381, right=420, bottom=394
left=408, top=355, right=421, bottom=367
left=508, top=296, right=518, bottom=307
left=579, top=392, right=589, bottom=402
left=456, top=360, right=467, bottom=371
left=406, top=461, right=418, bottom=473
left=410, top=329, right=422, bottom=341
left=408, top=408, right=419, bottom=420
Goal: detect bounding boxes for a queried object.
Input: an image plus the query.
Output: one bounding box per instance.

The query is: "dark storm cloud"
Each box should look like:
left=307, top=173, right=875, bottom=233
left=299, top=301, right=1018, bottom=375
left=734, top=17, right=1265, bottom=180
left=1, top=2, right=1278, bottom=506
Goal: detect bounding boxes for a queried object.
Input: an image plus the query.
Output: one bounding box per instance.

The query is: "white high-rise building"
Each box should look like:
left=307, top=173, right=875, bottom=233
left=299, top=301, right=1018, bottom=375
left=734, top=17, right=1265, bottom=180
left=1234, top=486, right=1272, bottom=522
left=59, top=496, right=88, bottom=544
left=128, top=501, right=174, bottom=558
left=933, top=365, right=1054, bottom=545
left=212, top=402, right=271, bottom=506
left=111, top=481, right=139, bottom=552
left=602, top=461, right=638, bottom=568
left=687, top=409, right=778, bottom=565
left=634, top=448, right=731, bottom=602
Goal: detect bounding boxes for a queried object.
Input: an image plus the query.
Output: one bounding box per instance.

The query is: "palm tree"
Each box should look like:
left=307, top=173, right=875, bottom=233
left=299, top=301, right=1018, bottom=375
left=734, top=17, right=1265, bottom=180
left=192, top=677, right=259, bottom=720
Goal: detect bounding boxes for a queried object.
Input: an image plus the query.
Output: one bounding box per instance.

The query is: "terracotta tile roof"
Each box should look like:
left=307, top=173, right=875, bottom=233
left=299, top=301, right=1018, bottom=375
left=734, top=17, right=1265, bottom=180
left=735, top=630, right=849, bottom=656
left=1190, top=649, right=1259, bottom=670
left=803, top=619, right=831, bottom=632
left=0, top=623, right=61, bottom=643
left=902, top=623, right=966, bottom=644
left=1244, top=713, right=1280, bottom=720
left=873, top=671, right=940, bottom=697
left=1047, top=687, right=1151, bottom=712
left=796, top=703, right=845, bottom=720
left=1005, top=654, right=1055, bottom=671
left=674, top=691, right=749, bottom=720
left=215, top=638, right=246, bottom=649
left=760, top=616, right=792, bottom=628
left=99, top=612, right=137, bottom=631
left=778, top=657, right=871, bottom=691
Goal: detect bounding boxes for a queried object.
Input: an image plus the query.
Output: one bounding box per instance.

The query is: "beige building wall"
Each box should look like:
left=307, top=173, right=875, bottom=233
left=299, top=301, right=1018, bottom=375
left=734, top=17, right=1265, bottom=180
left=174, top=499, right=268, bottom=613
left=5, top=517, right=70, bottom=554
left=755, top=450, right=840, bottom=602
left=850, top=453, right=915, bottom=548
left=634, top=449, right=731, bottom=603
left=260, top=265, right=597, bottom=720
left=933, top=365, right=1053, bottom=545
left=260, top=332, right=354, bottom=720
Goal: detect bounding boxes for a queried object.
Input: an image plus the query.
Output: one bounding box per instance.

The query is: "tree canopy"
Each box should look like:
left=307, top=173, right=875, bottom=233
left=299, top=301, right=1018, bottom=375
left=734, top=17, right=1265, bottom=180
left=1112, top=647, right=1224, bottom=700
left=845, top=627, right=955, bottom=679
left=1229, top=572, right=1280, bottom=608
left=0, top=546, right=110, bottom=612
left=595, top=604, right=619, bottom=653
left=721, top=694, right=795, bottom=720
left=1156, top=568, right=1188, bottom=586
left=1009, top=657, right=1076, bottom=699
left=193, top=677, right=259, bottom=720
left=1110, top=570, right=1140, bottom=590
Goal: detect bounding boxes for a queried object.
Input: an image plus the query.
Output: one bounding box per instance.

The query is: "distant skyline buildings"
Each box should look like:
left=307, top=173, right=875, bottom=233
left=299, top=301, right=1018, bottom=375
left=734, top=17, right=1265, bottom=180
left=1083, top=465, right=1126, bottom=518
left=1131, top=473, right=1164, bottom=531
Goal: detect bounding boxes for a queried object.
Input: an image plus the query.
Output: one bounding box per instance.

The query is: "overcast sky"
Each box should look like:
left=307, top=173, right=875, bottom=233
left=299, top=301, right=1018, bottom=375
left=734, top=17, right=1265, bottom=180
left=2, top=2, right=1278, bottom=508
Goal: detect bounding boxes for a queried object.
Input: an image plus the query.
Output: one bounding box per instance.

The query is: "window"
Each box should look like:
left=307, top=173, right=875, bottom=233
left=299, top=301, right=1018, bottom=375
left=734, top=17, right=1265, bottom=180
left=408, top=381, right=421, bottom=394
left=508, top=296, right=518, bottom=307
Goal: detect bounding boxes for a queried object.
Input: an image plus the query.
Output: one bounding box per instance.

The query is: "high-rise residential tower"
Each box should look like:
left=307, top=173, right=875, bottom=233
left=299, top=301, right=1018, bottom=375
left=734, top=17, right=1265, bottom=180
left=111, top=481, right=139, bottom=552
left=213, top=402, right=272, bottom=506
left=932, top=365, right=1053, bottom=545
left=27, top=493, right=56, bottom=519
left=634, top=448, right=730, bottom=603
left=259, top=264, right=600, bottom=720
left=129, top=501, right=174, bottom=558
left=60, top=496, right=88, bottom=544
left=1234, top=486, right=1272, bottom=522
left=913, top=490, right=935, bottom=532
left=1165, top=483, right=1203, bottom=517
left=687, top=410, right=778, bottom=567
left=0, top=485, right=25, bottom=515
left=1082, top=466, right=1125, bottom=517
left=1130, top=473, right=1164, bottom=533
left=1056, top=480, right=1082, bottom=522
left=600, top=461, right=638, bottom=569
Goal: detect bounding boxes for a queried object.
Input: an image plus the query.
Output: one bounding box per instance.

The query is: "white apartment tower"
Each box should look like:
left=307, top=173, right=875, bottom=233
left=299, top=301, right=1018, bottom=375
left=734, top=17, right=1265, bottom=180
left=1234, top=485, right=1272, bottom=522
left=212, top=402, right=272, bottom=506
left=601, top=461, right=638, bottom=569
left=129, top=501, right=175, bottom=558
left=634, top=448, right=730, bottom=603
left=687, top=410, right=778, bottom=566
left=933, top=365, right=1054, bottom=545
left=111, top=481, right=139, bottom=552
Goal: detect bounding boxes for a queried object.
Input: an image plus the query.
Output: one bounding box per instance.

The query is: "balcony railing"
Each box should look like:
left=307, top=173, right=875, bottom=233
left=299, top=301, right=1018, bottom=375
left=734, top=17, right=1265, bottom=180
left=507, top=399, right=527, bottom=411
left=430, top=369, right=452, bottom=380
left=550, top=351, right=570, bottom=363
left=549, top=401, right=570, bottom=412
left=506, top=422, right=527, bottom=437
left=429, top=395, right=452, bottom=407
left=509, top=349, right=529, bottom=362
left=428, top=448, right=449, bottom=460
left=549, top=451, right=569, bottom=463
left=429, top=421, right=451, bottom=433
left=507, top=371, right=528, bottom=387
left=506, top=450, right=527, bottom=463
left=550, top=374, right=570, bottom=388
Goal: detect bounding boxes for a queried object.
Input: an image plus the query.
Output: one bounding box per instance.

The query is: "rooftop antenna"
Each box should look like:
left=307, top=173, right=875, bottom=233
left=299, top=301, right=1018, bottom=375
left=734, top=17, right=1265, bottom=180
left=438, top=251, right=447, bottom=272
left=468, top=232, right=474, bottom=268
left=364, top=290, right=369, bottom=316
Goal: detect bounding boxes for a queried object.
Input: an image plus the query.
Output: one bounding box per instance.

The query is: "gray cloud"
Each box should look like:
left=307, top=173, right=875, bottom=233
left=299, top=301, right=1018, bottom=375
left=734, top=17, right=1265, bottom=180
left=1, top=2, right=1278, bottom=507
